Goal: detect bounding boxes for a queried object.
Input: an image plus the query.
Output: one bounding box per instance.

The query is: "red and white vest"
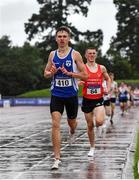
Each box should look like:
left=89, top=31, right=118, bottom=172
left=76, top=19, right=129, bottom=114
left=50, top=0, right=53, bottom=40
left=82, top=64, right=104, bottom=99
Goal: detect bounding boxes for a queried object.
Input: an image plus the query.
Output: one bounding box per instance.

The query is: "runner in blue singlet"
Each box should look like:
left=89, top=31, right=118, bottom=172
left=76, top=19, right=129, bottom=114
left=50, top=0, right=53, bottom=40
left=44, top=26, right=88, bottom=170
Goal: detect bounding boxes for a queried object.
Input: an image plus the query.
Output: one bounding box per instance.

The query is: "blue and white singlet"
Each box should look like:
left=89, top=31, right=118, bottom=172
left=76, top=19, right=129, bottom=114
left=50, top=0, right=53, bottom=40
left=51, top=48, right=78, bottom=97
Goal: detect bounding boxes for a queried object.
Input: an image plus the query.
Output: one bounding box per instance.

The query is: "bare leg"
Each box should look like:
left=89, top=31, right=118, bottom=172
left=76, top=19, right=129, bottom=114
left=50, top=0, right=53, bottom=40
left=84, top=112, right=96, bottom=157
left=67, top=119, right=77, bottom=134
left=105, top=105, right=111, bottom=117
left=95, top=106, right=105, bottom=127
left=84, top=112, right=95, bottom=147
left=110, top=103, right=115, bottom=124
left=120, top=102, right=125, bottom=116
left=51, top=111, right=61, bottom=160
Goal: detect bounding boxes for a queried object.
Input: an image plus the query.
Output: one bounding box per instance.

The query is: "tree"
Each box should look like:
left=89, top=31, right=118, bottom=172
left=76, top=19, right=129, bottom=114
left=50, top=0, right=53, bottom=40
left=74, top=29, right=103, bottom=60
left=25, top=0, right=103, bottom=61
left=0, top=36, right=44, bottom=96
left=0, top=36, right=12, bottom=96
left=0, top=36, right=11, bottom=55
left=105, top=49, right=134, bottom=79
left=107, top=0, right=139, bottom=78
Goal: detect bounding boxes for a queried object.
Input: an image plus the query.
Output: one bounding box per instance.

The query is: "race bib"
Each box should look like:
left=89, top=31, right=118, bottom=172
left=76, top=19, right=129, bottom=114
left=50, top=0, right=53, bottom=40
left=55, top=78, right=72, bottom=87
left=111, top=94, right=116, bottom=98
left=87, top=85, right=101, bottom=95
left=120, top=93, right=127, bottom=98
left=104, top=94, right=110, bottom=100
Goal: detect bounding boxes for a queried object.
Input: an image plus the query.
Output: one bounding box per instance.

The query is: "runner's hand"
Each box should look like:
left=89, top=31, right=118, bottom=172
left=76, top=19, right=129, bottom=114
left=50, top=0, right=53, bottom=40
left=59, top=63, right=72, bottom=76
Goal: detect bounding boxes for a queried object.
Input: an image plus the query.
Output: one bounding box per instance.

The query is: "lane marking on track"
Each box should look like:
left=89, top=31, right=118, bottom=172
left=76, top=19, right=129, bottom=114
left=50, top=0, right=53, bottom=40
left=14, top=131, right=87, bottom=179
left=0, top=129, right=48, bottom=148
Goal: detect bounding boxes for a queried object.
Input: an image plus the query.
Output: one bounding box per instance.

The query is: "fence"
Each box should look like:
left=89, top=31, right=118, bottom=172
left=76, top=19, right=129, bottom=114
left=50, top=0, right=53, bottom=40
left=0, top=97, right=139, bottom=107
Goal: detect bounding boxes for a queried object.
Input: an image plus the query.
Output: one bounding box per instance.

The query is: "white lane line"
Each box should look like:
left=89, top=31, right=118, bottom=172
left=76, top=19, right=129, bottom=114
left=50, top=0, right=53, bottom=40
left=0, top=129, right=48, bottom=148
left=14, top=132, right=87, bottom=179
left=0, top=118, right=48, bottom=134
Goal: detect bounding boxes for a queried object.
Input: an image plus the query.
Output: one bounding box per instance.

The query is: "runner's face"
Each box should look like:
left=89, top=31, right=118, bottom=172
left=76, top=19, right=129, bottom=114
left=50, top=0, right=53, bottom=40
left=85, top=49, right=97, bottom=62
left=56, top=31, right=70, bottom=48
left=110, top=74, right=114, bottom=80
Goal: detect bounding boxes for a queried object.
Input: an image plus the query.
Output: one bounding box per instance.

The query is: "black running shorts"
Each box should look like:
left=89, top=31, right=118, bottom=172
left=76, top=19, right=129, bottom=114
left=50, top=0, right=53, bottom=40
left=50, top=95, right=78, bottom=119
left=110, top=97, right=116, bottom=103
left=81, top=97, right=104, bottom=113
left=104, top=99, right=110, bottom=106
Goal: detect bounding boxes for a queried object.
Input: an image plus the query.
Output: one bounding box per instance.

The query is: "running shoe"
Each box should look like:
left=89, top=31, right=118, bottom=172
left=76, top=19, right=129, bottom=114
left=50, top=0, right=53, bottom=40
left=121, top=112, right=124, bottom=116
left=102, top=123, right=107, bottom=137
left=88, top=147, right=95, bottom=157
left=51, top=159, right=61, bottom=170
left=96, top=126, right=103, bottom=137
left=68, top=132, right=75, bottom=144
left=102, top=122, right=107, bottom=129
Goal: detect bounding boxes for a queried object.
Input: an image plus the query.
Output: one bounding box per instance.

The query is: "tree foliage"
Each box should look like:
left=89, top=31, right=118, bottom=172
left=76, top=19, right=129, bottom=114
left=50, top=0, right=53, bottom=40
left=107, top=0, right=139, bottom=78
left=25, top=0, right=103, bottom=61
left=1, top=1, right=105, bottom=96
left=0, top=36, right=44, bottom=96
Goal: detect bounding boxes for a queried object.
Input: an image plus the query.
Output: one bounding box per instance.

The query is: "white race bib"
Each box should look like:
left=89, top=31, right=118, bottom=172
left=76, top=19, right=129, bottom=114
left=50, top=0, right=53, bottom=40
left=87, top=86, right=101, bottom=95
left=104, top=94, right=110, bottom=100
left=55, top=78, right=72, bottom=87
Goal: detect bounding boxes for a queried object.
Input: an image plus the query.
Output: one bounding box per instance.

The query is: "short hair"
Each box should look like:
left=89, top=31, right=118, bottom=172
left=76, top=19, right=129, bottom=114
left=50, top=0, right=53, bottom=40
left=109, top=72, right=114, bottom=76
left=56, top=26, right=71, bottom=36
left=85, top=47, right=97, bottom=53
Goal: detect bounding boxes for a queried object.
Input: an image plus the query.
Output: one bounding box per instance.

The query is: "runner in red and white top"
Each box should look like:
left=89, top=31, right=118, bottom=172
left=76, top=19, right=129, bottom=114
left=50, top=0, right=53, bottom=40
left=80, top=48, right=111, bottom=157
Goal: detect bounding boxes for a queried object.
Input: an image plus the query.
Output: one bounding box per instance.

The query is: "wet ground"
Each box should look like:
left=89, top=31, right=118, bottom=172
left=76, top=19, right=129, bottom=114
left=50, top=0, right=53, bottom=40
left=0, top=105, right=138, bottom=179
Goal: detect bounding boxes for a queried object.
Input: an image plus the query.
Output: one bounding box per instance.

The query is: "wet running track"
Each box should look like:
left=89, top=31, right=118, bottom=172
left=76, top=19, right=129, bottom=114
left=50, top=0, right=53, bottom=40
left=0, top=105, right=138, bottom=179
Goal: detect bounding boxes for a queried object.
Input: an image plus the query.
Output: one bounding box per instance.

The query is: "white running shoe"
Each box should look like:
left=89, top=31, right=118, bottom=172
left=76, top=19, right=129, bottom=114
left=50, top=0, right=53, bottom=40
left=51, top=159, right=61, bottom=170
left=102, top=122, right=107, bottom=130
left=96, top=127, right=103, bottom=137
left=88, top=147, right=95, bottom=157
left=102, top=123, right=107, bottom=135
left=68, top=133, right=75, bottom=144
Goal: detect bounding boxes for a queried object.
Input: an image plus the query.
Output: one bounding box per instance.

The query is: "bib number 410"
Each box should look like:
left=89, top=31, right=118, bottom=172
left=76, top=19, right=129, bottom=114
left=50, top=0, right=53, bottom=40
left=56, top=79, right=72, bottom=87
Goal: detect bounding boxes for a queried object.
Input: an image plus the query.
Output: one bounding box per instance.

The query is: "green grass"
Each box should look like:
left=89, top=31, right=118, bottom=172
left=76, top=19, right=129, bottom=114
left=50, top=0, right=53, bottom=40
left=117, top=79, right=139, bottom=86
left=18, top=88, right=51, bottom=98
left=18, top=79, right=139, bottom=98
left=134, top=130, right=139, bottom=179
left=18, top=86, right=83, bottom=98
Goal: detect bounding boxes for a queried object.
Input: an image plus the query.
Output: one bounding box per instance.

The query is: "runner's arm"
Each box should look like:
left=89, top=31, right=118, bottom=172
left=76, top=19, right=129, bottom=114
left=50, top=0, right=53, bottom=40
left=101, top=65, right=111, bottom=93
left=44, top=51, right=57, bottom=78
left=71, top=51, right=88, bottom=81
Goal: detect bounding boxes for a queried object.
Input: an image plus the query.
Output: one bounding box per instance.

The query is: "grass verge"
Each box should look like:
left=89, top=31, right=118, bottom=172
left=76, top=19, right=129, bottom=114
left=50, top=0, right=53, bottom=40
left=133, top=129, right=139, bottom=179
left=18, top=86, right=83, bottom=98
left=18, top=88, right=51, bottom=98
